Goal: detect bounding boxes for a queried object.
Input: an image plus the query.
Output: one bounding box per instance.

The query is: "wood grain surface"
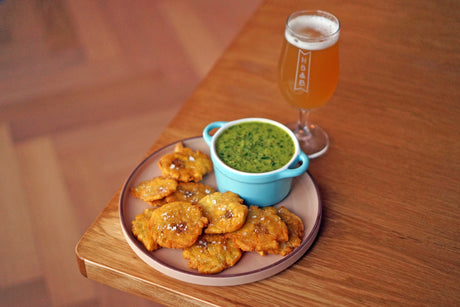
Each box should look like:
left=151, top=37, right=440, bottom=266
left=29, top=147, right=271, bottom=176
left=0, top=1, right=261, bottom=306
left=75, top=0, right=459, bottom=306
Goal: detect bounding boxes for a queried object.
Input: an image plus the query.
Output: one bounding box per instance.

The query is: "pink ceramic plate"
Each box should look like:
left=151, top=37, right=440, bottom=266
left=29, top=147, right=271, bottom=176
left=119, top=137, right=322, bottom=286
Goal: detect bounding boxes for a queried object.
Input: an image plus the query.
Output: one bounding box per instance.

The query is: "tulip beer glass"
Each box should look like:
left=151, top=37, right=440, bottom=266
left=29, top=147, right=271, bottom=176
left=278, top=10, right=340, bottom=158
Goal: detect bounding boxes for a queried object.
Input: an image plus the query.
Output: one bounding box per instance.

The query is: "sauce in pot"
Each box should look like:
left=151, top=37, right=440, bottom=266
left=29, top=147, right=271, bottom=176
left=215, top=121, right=295, bottom=173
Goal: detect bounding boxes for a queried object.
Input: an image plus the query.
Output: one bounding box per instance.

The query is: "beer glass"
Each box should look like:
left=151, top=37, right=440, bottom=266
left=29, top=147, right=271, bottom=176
left=278, top=10, right=340, bottom=158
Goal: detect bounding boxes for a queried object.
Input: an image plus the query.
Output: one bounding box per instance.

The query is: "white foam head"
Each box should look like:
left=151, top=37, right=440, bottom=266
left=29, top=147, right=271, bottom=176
left=285, top=11, right=340, bottom=50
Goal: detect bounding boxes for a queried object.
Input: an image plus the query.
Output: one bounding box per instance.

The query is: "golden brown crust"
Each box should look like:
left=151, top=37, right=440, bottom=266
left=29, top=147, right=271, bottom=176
left=148, top=182, right=215, bottom=207
left=148, top=201, right=208, bottom=249
left=226, top=206, right=288, bottom=254
left=265, top=206, right=304, bottom=256
left=131, top=208, right=159, bottom=251
left=130, top=143, right=306, bottom=274
left=131, top=176, right=178, bottom=203
left=158, top=142, right=213, bottom=182
left=165, top=182, right=215, bottom=205
left=199, top=191, right=248, bottom=234
left=182, top=234, right=242, bottom=274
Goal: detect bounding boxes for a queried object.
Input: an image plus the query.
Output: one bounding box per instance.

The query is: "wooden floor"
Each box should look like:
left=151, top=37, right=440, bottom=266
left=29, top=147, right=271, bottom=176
left=0, top=1, right=261, bottom=306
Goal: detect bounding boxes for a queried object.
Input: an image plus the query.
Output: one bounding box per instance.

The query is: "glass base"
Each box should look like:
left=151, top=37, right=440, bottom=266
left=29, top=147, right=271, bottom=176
left=287, top=122, right=329, bottom=159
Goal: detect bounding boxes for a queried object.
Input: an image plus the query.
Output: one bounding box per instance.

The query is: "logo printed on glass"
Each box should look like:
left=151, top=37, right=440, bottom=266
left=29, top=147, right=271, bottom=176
left=294, top=49, right=311, bottom=93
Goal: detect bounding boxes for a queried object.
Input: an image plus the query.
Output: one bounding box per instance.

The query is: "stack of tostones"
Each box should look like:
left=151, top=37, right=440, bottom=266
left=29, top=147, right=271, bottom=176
left=131, top=142, right=214, bottom=208
left=181, top=191, right=248, bottom=274
left=224, top=205, right=304, bottom=256
left=225, top=206, right=287, bottom=255
left=130, top=142, right=304, bottom=275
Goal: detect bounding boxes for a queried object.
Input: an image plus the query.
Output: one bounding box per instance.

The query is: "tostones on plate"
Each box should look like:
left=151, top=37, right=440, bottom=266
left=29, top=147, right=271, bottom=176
left=182, top=234, right=242, bottom=274
left=149, top=182, right=215, bottom=207
left=264, top=206, right=304, bottom=256
left=165, top=182, right=215, bottom=205
left=148, top=201, right=208, bottom=249
left=131, top=176, right=178, bottom=204
left=226, top=205, right=288, bottom=255
left=158, top=142, right=213, bottom=183
left=199, top=191, right=248, bottom=234
left=132, top=208, right=159, bottom=251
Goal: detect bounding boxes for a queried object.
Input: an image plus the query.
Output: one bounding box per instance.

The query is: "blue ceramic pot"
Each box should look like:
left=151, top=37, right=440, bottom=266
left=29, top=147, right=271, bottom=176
left=203, top=118, right=309, bottom=206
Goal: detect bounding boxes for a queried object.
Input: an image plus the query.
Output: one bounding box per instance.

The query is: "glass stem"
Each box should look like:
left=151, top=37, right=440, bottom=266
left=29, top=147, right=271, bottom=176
left=297, top=108, right=311, bottom=135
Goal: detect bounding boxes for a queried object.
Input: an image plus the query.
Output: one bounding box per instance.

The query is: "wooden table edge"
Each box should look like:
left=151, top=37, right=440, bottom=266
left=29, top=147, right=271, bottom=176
left=75, top=190, right=124, bottom=279
left=75, top=243, right=88, bottom=278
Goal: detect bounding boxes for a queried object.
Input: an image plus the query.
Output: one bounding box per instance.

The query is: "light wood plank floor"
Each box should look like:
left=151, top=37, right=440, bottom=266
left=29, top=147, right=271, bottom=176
left=0, top=1, right=261, bottom=306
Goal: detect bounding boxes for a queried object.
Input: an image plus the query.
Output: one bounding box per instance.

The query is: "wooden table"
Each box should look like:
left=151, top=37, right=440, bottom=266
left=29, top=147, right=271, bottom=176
left=76, top=0, right=460, bottom=305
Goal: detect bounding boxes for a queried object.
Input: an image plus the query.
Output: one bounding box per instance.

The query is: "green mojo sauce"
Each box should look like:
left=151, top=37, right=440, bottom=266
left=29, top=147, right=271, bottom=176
left=215, top=121, right=295, bottom=173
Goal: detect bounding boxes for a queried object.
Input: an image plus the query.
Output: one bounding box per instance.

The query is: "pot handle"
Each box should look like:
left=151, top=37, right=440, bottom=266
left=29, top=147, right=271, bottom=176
left=203, top=121, right=227, bottom=146
left=278, top=151, right=309, bottom=179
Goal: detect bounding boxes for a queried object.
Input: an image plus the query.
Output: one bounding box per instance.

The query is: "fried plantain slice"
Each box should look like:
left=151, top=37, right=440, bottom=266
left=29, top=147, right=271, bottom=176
left=199, top=191, right=248, bottom=234
left=182, top=234, right=242, bottom=274
left=165, top=182, right=215, bottom=205
left=149, top=182, right=215, bottom=207
left=132, top=208, right=159, bottom=251
left=149, top=201, right=208, bottom=249
left=158, top=142, right=213, bottom=182
left=264, top=206, right=304, bottom=256
left=131, top=176, right=178, bottom=204
left=226, top=205, right=288, bottom=255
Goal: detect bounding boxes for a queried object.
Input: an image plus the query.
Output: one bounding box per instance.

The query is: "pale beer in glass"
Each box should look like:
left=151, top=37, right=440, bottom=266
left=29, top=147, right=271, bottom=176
left=278, top=11, right=340, bottom=158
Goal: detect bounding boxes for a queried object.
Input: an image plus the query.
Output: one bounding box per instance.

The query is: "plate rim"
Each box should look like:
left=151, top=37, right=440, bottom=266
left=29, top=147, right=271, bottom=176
left=119, top=136, right=322, bottom=285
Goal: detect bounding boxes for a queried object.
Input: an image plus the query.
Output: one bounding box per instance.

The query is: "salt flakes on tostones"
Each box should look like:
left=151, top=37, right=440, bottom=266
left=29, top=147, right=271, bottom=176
left=265, top=206, right=304, bottom=256
left=148, top=201, right=208, bottom=249
left=183, top=234, right=242, bottom=274
left=198, top=191, right=248, bottom=234
left=226, top=205, right=288, bottom=255
left=158, top=142, right=213, bottom=182
left=164, top=182, right=215, bottom=205
left=131, top=176, right=178, bottom=204
left=132, top=208, right=159, bottom=252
